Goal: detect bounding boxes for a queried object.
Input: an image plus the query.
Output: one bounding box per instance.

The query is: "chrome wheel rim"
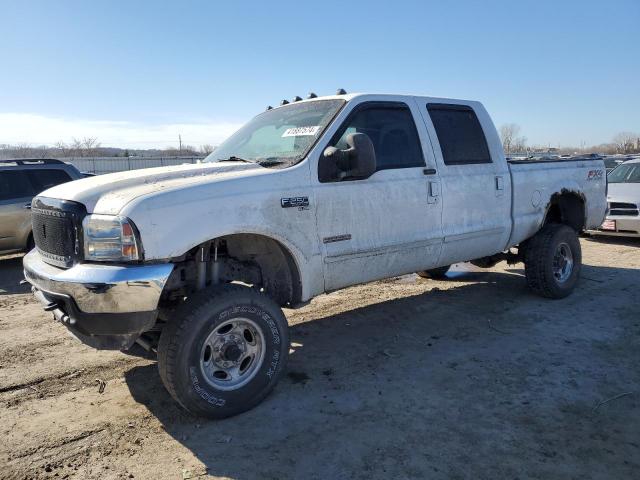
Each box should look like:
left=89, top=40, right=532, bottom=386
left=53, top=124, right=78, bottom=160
left=552, top=242, right=574, bottom=284
left=200, top=317, right=265, bottom=391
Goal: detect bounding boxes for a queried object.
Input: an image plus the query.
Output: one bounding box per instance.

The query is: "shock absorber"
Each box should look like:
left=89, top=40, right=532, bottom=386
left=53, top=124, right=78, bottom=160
left=196, top=242, right=211, bottom=290
left=211, top=239, right=220, bottom=285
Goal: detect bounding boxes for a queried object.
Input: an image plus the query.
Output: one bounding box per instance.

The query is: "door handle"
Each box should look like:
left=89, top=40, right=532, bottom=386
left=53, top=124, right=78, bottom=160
left=495, top=176, right=505, bottom=197
left=427, top=181, right=440, bottom=204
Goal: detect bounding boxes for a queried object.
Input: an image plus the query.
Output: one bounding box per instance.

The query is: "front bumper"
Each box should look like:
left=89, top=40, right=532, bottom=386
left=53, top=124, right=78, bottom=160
left=23, top=250, right=174, bottom=349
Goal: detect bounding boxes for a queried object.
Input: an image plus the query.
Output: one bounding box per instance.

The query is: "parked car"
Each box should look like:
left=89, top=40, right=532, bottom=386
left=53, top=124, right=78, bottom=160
left=23, top=92, right=607, bottom=418
left=603, top=155, right=629, bottom=172
left=0, top=159, right=83, bottom=255
left=588, top=158, right=640, bottom=237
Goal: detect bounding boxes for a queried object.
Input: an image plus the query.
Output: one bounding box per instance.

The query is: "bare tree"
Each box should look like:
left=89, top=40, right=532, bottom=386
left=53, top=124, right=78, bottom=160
left=500, top=124, right=518, bottom=154
left=65, top=137, right=101, bottom=157
left=612, top=132, right=638, bottom=154
left=512, top=135, right=528, bottom=153
left=82, top=137, right=101, bottom=157
left=31, top=145, right=51, bottom=158
left=55, top=141, right=73, bottom=157
left=499, top=123, right=527, bottom=154
left=70, top=138, right=84, bottom=156
left=7, top=143, right=50, bottom=158
left=199, top=144, right=215, bottom=155
left=162, top=145, right=198, bottom=156
left=12, top=143, right=31, bottom=158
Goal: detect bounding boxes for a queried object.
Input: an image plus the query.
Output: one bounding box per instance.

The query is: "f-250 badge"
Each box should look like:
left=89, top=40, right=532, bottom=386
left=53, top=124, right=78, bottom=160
left=281, top=197, right=309, bottom=210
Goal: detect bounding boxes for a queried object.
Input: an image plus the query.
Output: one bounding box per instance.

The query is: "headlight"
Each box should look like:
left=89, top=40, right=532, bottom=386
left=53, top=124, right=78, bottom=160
left=82, top=214, right=142, bottom=262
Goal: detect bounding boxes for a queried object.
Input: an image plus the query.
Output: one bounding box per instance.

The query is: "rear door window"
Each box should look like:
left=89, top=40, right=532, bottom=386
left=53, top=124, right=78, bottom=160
left=0, top=170, right=35, bottom=201
left=26, top=169, right=73, bottom=193
left=427, top=104, right=492, bottom=165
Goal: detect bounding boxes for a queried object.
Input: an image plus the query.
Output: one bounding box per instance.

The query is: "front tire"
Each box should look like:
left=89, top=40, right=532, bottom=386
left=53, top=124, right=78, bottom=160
left=524, top=224, right=581, bottom=299
left=157, top=284, right=289, bottom=419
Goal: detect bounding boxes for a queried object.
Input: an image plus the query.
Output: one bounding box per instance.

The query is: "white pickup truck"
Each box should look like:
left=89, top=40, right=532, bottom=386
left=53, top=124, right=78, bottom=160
left=24, top=92, right=607, bottom=418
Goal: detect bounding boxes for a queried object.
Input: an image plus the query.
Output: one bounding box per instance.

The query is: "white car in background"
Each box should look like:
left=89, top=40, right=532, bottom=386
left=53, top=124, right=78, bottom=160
left=590, top=158, right=640, bottom=237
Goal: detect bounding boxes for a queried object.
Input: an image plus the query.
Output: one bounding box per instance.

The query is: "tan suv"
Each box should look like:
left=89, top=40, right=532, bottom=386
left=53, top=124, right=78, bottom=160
left=0, top=159, right=83, bottom=255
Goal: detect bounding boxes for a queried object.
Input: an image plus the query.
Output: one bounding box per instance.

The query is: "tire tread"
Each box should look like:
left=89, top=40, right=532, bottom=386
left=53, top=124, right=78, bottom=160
left=524, top=223, right=580, bottom=299
left=157, top=284, right=287, bottom=417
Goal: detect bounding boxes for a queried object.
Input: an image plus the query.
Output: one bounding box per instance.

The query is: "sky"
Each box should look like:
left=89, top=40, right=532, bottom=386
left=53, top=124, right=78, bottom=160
left=1, top=0, right=638, bottom=149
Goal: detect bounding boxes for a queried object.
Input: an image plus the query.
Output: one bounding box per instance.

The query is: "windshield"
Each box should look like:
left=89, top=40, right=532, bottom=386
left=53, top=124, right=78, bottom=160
left=604, top=158, right=622, bottom=169
left=608, top=163, right=640, bottom=183
left=204, top=99, right=345, bottom=166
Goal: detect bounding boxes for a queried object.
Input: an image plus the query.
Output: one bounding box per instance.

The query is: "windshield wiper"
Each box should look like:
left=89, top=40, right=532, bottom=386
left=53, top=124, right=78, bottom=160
left=217, top=156, right=254, bottom=163
left=258, top=157, right=288, bottom=167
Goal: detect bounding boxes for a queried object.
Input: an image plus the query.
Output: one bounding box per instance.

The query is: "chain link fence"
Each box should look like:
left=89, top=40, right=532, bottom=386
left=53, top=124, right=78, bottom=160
left=62, top=156, right=205, bottom=175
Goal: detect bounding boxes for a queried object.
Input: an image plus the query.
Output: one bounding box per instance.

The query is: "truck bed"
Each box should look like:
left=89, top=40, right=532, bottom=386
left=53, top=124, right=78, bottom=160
left=506, top=159, right=607, bottom=247
left=507, top=157, right=600, bottom=164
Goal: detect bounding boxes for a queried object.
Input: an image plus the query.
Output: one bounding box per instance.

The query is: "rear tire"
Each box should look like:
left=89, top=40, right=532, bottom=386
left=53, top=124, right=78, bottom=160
left=417, top=265, right=450, bottom=280
left=524, top=224, right=581, bottom=299
left=157, top=284, right=289, bottom=419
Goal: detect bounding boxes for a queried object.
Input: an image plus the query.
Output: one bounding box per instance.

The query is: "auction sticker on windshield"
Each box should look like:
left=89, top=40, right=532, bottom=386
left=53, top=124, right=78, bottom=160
left=282, top=126, right=321, bottom=137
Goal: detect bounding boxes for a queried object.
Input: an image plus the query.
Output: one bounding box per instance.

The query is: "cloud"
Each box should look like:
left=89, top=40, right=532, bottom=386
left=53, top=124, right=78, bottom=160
left=0, top=113, right=243, bottom=149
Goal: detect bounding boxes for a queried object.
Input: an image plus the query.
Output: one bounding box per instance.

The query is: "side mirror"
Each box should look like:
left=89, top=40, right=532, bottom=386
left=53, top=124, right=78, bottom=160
left=323, top=133, right=376, bottom=180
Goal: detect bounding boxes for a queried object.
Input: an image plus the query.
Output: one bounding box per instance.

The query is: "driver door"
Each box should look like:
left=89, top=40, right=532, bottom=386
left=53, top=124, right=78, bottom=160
left=313, top=101, right=444, bottom=291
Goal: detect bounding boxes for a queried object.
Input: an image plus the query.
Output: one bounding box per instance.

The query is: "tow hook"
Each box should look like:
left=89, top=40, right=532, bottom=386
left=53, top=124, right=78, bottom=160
left=31, top=287, right=75, bottom=325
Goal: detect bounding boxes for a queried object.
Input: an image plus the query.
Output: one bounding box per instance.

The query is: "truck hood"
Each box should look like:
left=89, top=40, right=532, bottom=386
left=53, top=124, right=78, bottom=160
left=40, top=161, right=262, bottom=215
left=607, top=182, right=640, bottom=204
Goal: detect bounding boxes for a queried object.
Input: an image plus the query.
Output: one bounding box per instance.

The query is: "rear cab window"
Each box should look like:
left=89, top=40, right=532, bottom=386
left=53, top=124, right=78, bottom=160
left=427, top=104, right=492, bottom=165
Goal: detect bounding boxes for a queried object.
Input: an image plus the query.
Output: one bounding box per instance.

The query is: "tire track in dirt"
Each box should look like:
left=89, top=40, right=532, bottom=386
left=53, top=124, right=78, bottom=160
left=3, top=382, right=163, bottom=480
left=9, top=426, right=109, bottom=461
left=1, top=239, right=639, bottom=479
left=1, top=356, right=147, bottom=406
left=0, top=336, right=67, bottom=363
left=4, top=425, right=116, bottom=480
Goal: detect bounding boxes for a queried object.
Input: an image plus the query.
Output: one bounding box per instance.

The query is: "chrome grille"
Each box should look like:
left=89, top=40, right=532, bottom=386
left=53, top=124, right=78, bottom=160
left=31, top=197, right=86, bottom=268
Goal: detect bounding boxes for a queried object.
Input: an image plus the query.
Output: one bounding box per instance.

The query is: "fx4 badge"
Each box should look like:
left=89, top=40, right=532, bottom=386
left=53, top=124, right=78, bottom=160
left=281, top=197, right=309, bottom=210
left=587, top=169, right=603, bottom=181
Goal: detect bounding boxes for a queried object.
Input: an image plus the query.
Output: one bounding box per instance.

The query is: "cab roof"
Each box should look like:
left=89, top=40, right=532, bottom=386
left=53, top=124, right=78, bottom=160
left=269, top=92, right=480, bottom=109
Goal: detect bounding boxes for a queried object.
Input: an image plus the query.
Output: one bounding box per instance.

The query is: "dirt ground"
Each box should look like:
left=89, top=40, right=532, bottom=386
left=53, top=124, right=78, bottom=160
left=1, top=236, right=639, bottom=480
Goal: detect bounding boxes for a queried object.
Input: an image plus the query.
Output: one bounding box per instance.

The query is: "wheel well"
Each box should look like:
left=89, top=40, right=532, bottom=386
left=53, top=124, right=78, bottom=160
left=223, top=234, right=302, bottom=306
left=163, top=234, right=302, bottom=307
left=26, top=231, right=34, bottom=251
left=543, top=191, right=585, bottom=232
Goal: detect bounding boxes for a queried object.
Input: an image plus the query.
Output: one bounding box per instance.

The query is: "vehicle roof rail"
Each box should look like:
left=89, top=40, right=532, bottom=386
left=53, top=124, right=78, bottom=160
left=0, top=158, right=65, bottom=166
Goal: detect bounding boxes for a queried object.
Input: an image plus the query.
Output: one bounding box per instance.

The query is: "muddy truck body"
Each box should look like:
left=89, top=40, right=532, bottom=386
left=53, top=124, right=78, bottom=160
left=24, top=93, right=607, bottom=417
